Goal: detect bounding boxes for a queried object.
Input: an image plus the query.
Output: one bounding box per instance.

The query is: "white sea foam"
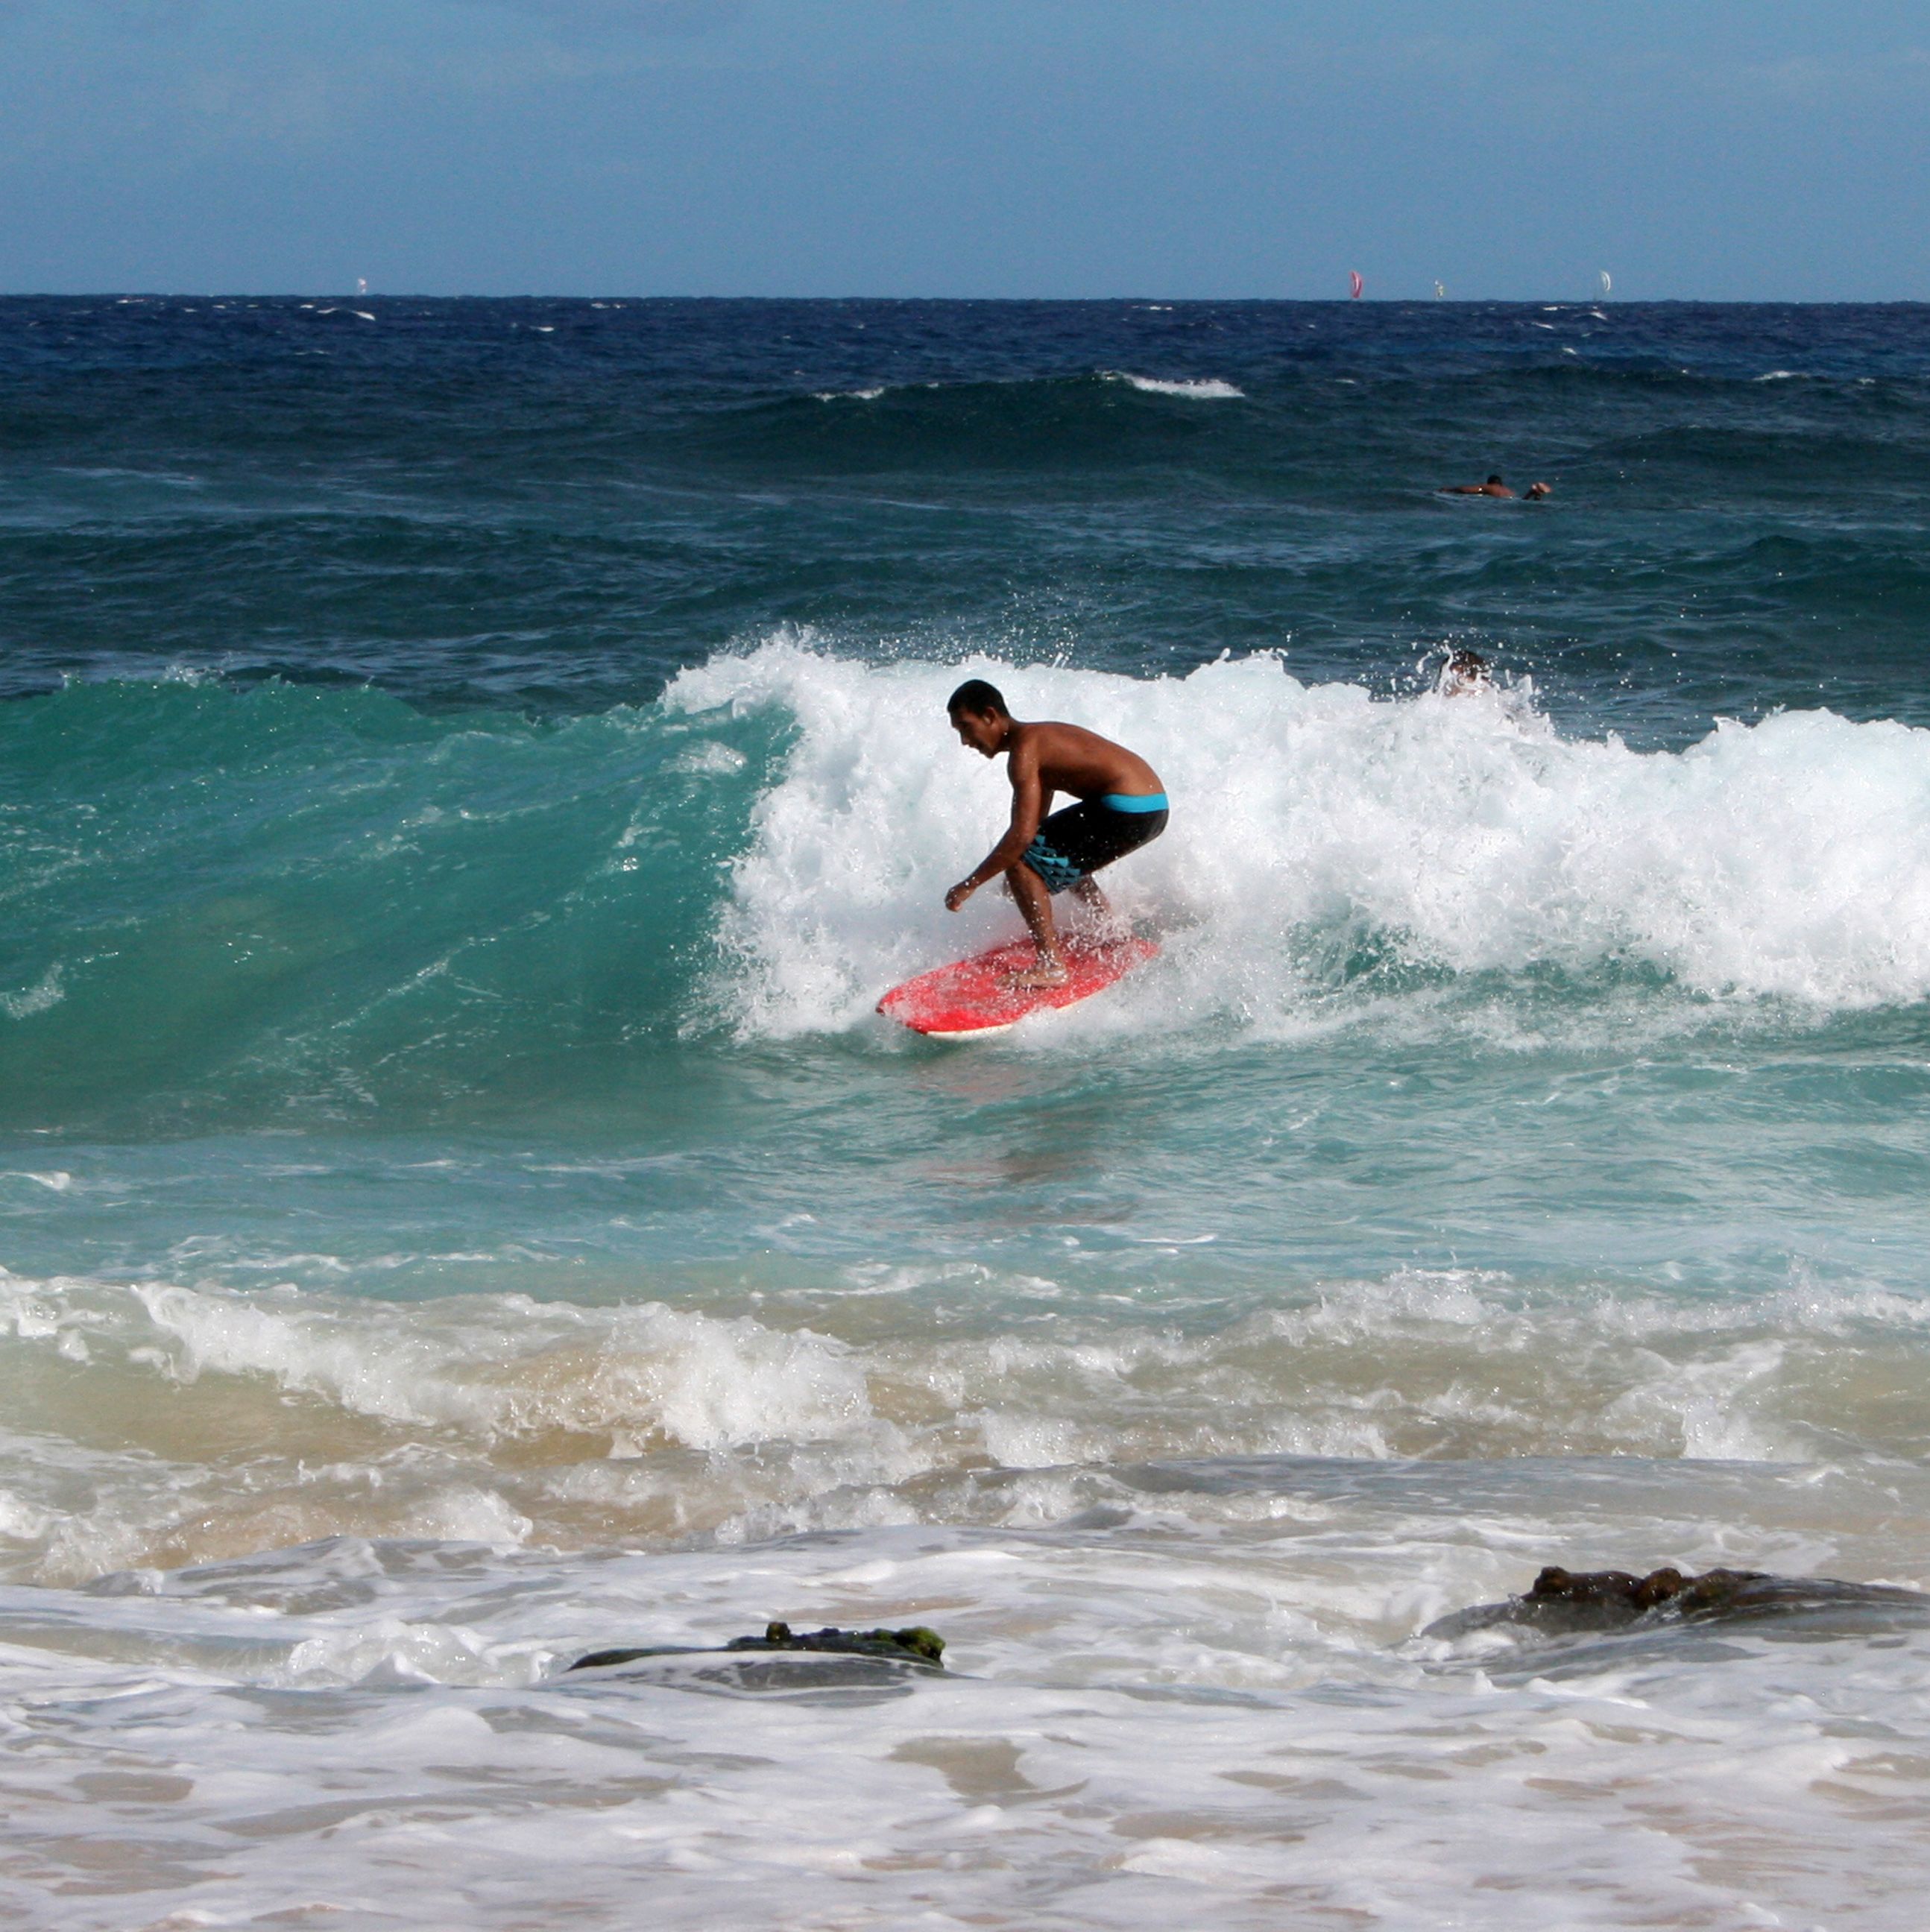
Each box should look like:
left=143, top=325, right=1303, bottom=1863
left=4, top=1254, right=1929, bottom=1925
left=2, top=1261, right=1927, bottom=1590
left=1104, top=371, right=1245, bottom=398
left=1, top=965, right=63, bottom=1019
left=666, top=739, right=749, bottom=777
left=0, top=1458, right=1926, bottom=1931
left=129, top=1281, right=874, bottom=1453
left=666, top=638, right=1930, bottom=1038
left=0, top=1487, right=51, bottom=1539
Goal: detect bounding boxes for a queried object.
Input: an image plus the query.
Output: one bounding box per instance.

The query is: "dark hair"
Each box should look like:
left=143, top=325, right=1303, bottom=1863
left=1486, top=474, right=1505, bottom=486
left=947, top=678, right=1008, bottom=717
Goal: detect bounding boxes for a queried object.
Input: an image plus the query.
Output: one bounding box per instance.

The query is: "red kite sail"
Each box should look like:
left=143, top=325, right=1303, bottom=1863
left=1349, top=270, right=1363, bottom=300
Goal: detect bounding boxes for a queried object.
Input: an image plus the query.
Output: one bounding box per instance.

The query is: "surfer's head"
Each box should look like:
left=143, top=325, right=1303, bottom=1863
left=947, top=679, right=1011, bottom=757
left=1486, top=475, right=1506, bottom=487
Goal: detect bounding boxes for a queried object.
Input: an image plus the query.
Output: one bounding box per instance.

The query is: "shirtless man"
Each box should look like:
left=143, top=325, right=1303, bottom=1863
left=944, top=680, right=1168, bottom=988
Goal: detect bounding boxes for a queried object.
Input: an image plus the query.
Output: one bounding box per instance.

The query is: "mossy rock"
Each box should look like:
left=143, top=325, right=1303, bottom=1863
left=569, top=1620, right=945, bottom=1673
left=1428, top=1564, right=1930, bottom=1641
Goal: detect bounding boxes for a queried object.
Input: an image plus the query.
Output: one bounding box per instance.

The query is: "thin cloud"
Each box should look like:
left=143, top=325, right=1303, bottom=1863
left=0, top=0, right=744, bottom=34
left=470, top=0, right=745, bottom=33
left=0, top=1, right=205, bottom=31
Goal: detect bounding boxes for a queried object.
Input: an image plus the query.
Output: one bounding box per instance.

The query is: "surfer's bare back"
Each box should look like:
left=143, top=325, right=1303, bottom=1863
left=944, top=680, right=1168, bottom=989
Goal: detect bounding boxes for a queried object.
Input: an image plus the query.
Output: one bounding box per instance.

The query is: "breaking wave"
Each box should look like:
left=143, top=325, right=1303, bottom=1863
left=8, top=638, right=1930, bottom=1126
left=678, top=639, right=1930, bottom=1037
left=2, top=1260, right=1926, bottom=1585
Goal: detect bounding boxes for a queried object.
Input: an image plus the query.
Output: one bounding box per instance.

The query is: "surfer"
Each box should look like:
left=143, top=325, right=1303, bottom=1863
left=944, top=680, right=1167, bottom=989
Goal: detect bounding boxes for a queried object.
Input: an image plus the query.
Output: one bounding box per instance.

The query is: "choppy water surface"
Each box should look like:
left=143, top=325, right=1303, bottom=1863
left=4, top=297, right=1930, bottom=1929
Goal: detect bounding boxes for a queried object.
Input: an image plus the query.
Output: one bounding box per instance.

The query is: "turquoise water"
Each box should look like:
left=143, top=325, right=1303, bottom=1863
left=4, top=298, right=1930, bottom=1928
left=7, top=654, right=1929, bottom=1320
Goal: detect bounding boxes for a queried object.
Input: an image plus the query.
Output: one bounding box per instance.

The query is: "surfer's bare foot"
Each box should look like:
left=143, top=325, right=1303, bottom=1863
left=1000, top=959, right=1070, bottom=990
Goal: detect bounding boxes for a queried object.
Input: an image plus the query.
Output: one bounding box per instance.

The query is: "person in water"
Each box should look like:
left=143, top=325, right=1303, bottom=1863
left=944, top=680, right=1168, bottom=988
left=1440, top=475, right=1551, bottom=499
left=1439, top=648, right=1492, bottom=695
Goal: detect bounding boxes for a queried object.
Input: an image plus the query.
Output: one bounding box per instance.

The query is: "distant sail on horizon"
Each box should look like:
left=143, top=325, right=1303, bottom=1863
left=1349, top=270, right=1363, bottom=300
left=1434, top=281, right=1446, bottom=300
left=1598, top=269, right=1612, bottom=297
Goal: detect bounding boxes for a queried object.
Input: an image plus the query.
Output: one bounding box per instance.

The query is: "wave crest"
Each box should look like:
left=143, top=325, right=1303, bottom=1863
left=672, top=640, right=1930, bottom=1037
left=1103, top=371, right=1246, bottom=399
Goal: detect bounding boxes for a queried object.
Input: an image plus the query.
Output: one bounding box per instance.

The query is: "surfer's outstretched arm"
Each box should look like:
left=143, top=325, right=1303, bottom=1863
left=943, top=741, right=1068, bottom=982
left=943, top=748, right=1049, bottom=914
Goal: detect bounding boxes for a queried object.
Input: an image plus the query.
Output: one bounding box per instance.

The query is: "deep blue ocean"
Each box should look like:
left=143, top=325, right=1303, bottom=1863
left=4, top=297, right=1930, bottom=1930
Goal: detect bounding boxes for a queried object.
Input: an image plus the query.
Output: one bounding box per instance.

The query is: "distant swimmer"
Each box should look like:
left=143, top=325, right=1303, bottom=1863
left=1439, top=648, right=1492, bottom=695
left=1440, top=475, right=1552, bottom=499
left=944, top=680, right=1168, bottom=989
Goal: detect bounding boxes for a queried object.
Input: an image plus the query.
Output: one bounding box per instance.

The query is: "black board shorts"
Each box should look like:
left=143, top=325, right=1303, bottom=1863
left=1019, top=795, right=1169, bottom=894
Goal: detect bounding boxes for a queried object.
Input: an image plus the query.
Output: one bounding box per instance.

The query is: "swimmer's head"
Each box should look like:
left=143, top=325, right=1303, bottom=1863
left=1486, top=475, right=1505, bottom=487
left=1440, top=648, right=1492, bottom=694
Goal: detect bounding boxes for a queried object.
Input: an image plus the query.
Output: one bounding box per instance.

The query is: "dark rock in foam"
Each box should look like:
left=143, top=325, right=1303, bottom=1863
left=570, top=1620, right=945, bottom=1673
left=1428, top=1565, right=1930, bottom=1641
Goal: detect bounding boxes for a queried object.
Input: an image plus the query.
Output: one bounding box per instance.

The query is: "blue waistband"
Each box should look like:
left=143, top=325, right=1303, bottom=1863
left=1100, top=792, right=1169, bottom=813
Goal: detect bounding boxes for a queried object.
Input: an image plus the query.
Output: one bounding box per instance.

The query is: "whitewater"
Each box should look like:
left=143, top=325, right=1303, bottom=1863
left=683, top=640, right=1930, bottom=1028
left=4, top=296, right=1930, bottom=1930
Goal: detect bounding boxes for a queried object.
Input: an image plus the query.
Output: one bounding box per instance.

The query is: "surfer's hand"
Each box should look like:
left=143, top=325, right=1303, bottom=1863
left=945, top=880, right=976, bottom=912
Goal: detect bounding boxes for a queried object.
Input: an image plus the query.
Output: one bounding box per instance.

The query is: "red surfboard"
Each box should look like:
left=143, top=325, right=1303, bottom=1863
left=877, top=935, right=1158, bottom=1038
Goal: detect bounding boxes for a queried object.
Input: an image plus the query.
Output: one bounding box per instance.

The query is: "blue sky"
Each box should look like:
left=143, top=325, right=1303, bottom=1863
left=1, top=1, right=1926, bottom=298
